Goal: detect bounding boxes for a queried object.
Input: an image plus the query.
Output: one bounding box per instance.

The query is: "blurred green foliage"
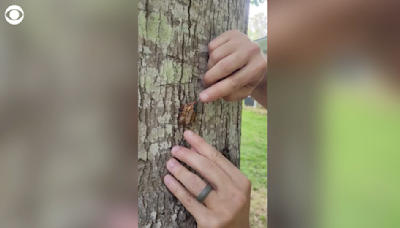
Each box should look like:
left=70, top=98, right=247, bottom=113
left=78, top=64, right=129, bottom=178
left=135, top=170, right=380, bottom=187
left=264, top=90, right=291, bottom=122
left=250, top=0, right=266, bottom=6
left=318, top=84, right=400, bottom=228
left=248, top=12, right=267, bottom=41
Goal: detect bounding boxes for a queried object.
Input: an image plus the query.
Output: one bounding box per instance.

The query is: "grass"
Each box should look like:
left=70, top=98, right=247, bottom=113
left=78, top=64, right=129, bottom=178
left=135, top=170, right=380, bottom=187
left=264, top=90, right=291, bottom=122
left=240, top=107, right=267, bottom=228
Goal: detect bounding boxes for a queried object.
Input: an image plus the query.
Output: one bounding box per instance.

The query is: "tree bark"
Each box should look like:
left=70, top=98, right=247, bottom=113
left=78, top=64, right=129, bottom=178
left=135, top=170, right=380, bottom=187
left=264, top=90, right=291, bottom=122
left=138, top=0, right=249, bottom=227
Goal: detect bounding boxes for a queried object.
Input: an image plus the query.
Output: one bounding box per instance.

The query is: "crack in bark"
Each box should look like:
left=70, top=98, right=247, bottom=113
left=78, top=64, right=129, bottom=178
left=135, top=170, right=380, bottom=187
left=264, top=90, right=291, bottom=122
left=188, top=0, right=192, bottom=38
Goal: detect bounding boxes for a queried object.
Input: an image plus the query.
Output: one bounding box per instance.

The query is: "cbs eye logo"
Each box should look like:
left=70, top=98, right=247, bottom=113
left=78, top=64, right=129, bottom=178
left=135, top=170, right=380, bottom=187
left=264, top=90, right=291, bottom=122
left=5, top=5, right=24, bottom=25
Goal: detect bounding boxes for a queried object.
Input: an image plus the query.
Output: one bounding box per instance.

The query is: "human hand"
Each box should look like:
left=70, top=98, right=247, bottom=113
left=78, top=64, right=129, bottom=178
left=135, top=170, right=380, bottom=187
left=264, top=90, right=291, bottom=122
left=163, top=130, right=251, bottom=228
left=103, top=206, right=138, bottom=228
left=199, top=30, right=267, bottom=103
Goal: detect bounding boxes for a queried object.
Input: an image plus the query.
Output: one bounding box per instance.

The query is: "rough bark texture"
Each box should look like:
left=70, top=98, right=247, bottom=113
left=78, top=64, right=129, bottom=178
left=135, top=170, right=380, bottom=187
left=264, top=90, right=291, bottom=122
left=138, top=0, right=249, bottom=227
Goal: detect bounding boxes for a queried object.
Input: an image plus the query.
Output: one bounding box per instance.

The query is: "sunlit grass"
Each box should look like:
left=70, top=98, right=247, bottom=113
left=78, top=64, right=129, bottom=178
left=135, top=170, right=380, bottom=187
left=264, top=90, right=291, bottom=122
left=240, top=107, right=267, bottom=228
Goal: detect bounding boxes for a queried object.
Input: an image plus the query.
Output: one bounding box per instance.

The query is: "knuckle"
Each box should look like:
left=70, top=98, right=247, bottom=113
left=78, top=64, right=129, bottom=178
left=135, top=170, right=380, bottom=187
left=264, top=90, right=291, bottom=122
left=256, top=57, right=268, bottom=70
left=197, top=135, right=207, bottom=144
left=169, top=183, right=179, bottom=194
left=189, top=177, right=201, bottom=191
left=182, top=192, right=195, bottom=206
left=233, top=190, right=247, bottom=207
left=174, top=165, right=185, bottom=177
left=192, top=135, right=204, bottom=147
left=207, top=218, right=222, bottom=228
left=209, top=51, right=220, bottom=63
left=249, top=42, right=261, bottom=54
left=208, top=46, right=217, bottom=54
left=211, top=151, right=224, bottom=163
left=231, top=29, right=241, bottom=35
left=202, top=74, right=211, bottom=86
left=218, top=59, right=232, bottom=72
left=224, top=95, right=234, bottom=102
left=228, top=76, right=241, bottom=90
left=208, top=41, right=216, bottom=51
left=202, top=160, right=215, bottom=172
left=231, top=54, right=241, bottom=66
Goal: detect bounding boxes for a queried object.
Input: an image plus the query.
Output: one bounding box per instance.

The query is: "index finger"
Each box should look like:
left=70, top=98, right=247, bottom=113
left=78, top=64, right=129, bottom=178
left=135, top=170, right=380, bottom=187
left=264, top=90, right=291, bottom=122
left=200, top=65, right=250, bottom=102
left=183, top=131, right=247, bottom=184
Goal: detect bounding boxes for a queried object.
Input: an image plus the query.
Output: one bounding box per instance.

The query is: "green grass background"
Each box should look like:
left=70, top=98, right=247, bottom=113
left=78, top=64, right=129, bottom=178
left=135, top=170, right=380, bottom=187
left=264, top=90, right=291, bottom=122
left=240, top=108, right=268, bottom=228
left=240, top=109, right=268, bottom=191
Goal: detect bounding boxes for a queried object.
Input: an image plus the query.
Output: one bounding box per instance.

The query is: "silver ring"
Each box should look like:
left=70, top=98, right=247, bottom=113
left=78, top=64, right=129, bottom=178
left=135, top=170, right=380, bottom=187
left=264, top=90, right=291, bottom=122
left=196, top=184, right=213, bottom=203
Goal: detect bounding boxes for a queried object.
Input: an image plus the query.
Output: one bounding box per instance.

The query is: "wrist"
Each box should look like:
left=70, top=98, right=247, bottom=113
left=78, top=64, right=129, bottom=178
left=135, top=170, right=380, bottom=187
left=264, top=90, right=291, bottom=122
left=252, top=69, right=267, bottom=96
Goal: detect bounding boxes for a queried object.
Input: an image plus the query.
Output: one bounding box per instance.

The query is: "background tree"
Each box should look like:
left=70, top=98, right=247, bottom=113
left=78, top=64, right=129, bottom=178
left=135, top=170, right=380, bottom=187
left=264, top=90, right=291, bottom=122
left=248, top=12, right=268, bottom=40
left=250, top=0, right=266, bottom=7
left=138, top=0, right=249, bottom=227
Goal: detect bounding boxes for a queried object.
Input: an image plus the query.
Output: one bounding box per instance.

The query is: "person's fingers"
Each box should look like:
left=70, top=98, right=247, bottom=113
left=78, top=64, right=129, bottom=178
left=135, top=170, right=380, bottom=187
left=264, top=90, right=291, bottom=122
left=170, top=145, right=231, bottom=192
left=191, top=147, right=198, bottom=153
left=223, top=75, right=264, bottom=101
left=199, top=64, right=253, bottom=102
left=164, top=174, right=209, bottom=219
left=223, top=86, right=255, bottom=102
left=207, top=30, right=239, bottom=53
left=166, top=158, right=218, bottom=207
left=207, top=41, right=236, bottom=70
left=203, top=52, right=248, bottom=87
left=183, top=130, right=251, bottom=192
left=103, top=207, right=138, bottom=228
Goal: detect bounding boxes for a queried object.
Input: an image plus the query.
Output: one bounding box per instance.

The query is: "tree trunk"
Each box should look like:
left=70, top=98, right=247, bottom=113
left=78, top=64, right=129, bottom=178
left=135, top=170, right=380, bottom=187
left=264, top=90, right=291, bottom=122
left=138, top=0, right=249, bottom=227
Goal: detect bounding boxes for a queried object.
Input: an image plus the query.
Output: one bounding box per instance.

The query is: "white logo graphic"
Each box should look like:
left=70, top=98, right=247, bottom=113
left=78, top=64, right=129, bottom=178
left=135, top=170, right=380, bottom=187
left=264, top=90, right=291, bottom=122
left=5, top=5, right=24, bottom=25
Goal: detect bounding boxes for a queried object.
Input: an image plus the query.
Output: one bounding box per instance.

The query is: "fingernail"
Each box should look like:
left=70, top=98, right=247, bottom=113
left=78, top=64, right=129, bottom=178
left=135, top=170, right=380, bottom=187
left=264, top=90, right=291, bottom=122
left=200, top=92, right=208, bottom=102
left=185, top=130, right=194, bottom=136
left=171, top=146, right=181, bottom=154
left=164, top=175, right=172, bottom=184
left=167, top=159, right=176, bottom=169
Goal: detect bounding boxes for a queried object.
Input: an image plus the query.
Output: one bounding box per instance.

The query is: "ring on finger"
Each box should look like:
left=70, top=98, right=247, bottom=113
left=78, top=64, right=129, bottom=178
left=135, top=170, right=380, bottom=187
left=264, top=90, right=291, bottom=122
left=167, top=158, right=218, bottom=206
left=196, top=183, right=214, bottom=203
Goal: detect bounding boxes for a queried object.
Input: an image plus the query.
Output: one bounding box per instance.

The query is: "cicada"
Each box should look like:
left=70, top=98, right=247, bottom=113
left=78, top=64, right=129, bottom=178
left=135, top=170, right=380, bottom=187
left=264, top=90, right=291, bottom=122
left=178, top=101, right=198, bottom=126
